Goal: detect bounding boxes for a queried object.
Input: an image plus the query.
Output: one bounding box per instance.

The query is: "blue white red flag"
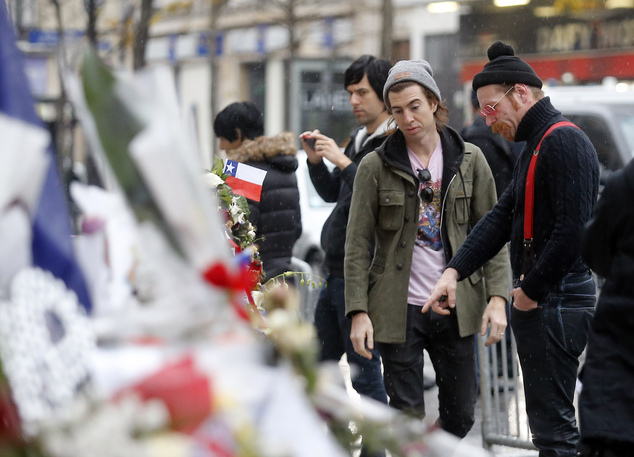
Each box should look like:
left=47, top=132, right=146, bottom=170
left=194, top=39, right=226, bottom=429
left=223, top=159, right=266, bottom=202
left=0, top=0, right=92, bottom=312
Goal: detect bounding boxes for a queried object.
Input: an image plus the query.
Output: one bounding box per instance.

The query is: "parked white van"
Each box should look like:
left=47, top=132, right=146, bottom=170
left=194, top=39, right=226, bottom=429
left=544, top=79, right=634, bottom=182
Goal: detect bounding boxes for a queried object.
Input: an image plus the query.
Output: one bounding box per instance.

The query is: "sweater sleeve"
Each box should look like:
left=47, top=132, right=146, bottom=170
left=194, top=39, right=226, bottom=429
left=307, top=159, right=341, bottom=203
left=447, top=182, right=514, bottom=281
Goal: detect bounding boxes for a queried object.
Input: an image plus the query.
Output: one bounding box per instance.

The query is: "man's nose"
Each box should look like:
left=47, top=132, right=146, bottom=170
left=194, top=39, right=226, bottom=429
left=485, top=115, right=495, bottom=127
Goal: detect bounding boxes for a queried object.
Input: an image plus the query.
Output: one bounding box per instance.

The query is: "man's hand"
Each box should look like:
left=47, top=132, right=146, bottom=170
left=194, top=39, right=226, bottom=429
left=299, top=129, right=352, bottom=170
left=422, top=268, right=459, bottom=315
left=350, top=312, right=375, bottom=360
left=481, top=296, right=507, bottom=347
left=299, top=130, right=322, bottom=164
left=510, top=287, right=538, bottom=311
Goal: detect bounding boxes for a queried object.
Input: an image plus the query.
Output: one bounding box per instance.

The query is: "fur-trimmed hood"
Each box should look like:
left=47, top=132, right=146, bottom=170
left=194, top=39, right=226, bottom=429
left=226, top=132, right=297, bottom=164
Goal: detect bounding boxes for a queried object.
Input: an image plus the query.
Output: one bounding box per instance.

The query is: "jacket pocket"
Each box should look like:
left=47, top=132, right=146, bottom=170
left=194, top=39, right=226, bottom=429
left=468, top=267, right=484, bottom=285
left=378, top=190, right=404, bottom=231
left=454, top=179, right=473, bottom=225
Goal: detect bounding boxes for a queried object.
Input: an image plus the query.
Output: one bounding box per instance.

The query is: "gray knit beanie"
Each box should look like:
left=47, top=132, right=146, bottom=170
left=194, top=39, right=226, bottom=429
left=383, top=60, right=442, bottom=106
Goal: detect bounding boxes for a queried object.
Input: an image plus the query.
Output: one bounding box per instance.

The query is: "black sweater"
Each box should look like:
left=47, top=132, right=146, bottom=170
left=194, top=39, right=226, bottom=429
left=448, top=97, right=600, bottom=301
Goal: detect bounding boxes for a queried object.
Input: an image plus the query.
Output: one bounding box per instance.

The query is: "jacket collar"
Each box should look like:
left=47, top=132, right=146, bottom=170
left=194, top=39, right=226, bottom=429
left=226, top=132, right=296, bottom=163
left=376, top=126, right=466, bottom=183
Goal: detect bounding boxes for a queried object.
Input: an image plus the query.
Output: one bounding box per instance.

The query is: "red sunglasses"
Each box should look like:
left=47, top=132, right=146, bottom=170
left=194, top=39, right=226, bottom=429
left=480, top=86, right=514, bottom=118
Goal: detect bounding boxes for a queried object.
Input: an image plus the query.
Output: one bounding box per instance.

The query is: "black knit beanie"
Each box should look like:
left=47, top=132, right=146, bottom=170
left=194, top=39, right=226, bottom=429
left=472, top=41, right=542, bottom=91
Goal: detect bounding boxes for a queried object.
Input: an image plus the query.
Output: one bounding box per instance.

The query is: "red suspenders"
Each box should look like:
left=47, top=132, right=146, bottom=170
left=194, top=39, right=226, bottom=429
left=521, top=121, right=580, bottom=278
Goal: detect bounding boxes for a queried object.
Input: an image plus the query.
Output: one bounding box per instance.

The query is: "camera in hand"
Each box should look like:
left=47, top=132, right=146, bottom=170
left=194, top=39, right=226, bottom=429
left=303, top=137, right=316, bottom=150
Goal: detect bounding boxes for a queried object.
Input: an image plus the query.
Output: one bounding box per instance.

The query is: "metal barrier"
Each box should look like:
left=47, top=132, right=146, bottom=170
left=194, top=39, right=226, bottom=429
left=288, top=256, right=321, bottom=323
left=477, top=331, right=538, bottom=453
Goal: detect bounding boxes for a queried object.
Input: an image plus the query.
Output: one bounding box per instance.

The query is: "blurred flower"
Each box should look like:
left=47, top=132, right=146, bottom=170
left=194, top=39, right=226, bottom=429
left=201, top=172, right=224, bottom=189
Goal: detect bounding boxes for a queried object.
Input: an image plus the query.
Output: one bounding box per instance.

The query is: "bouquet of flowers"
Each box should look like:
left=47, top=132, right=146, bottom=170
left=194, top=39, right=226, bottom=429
left=203, top=158, right=257, bottom=253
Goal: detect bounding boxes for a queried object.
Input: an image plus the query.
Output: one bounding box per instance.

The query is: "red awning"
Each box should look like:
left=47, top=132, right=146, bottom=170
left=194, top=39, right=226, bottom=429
left=461, top=50, right=634, bottom=83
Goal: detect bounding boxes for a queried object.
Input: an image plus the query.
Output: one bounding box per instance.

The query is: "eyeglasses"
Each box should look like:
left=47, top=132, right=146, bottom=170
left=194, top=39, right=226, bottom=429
left=417, top=168, right=434, bottom=203
left=480, top=86, right=514, bottom=118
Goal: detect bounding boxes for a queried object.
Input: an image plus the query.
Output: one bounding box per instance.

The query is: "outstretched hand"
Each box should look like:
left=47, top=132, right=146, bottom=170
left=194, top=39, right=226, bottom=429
left=422, top=268, right=459, bottom=315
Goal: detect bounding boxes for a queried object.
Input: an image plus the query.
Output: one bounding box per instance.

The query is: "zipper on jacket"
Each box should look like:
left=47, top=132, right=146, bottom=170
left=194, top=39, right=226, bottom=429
left=439, top=173, right=457, bottom=256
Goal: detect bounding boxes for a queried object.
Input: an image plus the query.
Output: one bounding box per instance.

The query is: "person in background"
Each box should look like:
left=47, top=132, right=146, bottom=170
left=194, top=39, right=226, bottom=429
left=345, top=59, right=510, bottom=438
left=214, top=101, right=302, bottom=280
left=578, top=158, right=634, bottom=457
left=425, top=41, right=600, bottom=457
left=299, top=55, right=391, bottom=457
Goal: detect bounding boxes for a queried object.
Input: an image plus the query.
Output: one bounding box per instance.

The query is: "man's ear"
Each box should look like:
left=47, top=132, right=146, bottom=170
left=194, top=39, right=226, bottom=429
left=235, top=128, right=243, bottom=143
left=514, top=83, right=529, bottom=99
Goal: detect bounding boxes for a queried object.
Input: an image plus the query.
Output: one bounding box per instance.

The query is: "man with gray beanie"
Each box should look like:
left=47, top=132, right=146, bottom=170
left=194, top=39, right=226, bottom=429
left=345, top=59, right=510, bottom=438
left=425, top=41, right=600, bottom=456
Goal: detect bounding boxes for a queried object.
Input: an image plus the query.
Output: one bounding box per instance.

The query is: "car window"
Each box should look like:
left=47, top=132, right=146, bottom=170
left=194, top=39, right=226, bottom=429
left=564, top=114, right=624, bottom=171
left=614, top=107, right=634, bottom=161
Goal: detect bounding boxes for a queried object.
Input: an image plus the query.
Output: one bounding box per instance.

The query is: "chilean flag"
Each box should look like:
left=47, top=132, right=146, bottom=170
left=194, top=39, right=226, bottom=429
left=223, top=159, right=266, bottom=202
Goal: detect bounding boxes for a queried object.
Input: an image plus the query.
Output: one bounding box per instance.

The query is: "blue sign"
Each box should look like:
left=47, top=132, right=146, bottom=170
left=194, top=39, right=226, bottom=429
left=198, top=32, right=209, bottom=56
left=28, top=29, right=83, bottom=46
left=323, top=17, right=334, bottom=49
left=257, top=24, right=266, bottom=55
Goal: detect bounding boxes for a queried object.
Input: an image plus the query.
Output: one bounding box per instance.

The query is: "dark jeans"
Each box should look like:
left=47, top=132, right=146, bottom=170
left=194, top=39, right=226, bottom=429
left=377, top=304, right=477, bottom=438
left=313, top=275, right=387, bottom=403
left=511, top=271, right=595, bottom=457
left=577, top=439, right=634, bottom=457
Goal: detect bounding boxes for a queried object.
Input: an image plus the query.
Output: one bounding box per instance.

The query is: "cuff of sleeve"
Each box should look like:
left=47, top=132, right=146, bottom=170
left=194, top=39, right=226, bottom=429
left=339, top=162, right=358, bottom=185
left=519, top=279, right=547, bottom=303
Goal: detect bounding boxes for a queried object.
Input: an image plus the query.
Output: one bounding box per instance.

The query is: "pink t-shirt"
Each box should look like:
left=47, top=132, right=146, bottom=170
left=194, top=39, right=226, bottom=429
left=407, top=142, right=446, bottom=306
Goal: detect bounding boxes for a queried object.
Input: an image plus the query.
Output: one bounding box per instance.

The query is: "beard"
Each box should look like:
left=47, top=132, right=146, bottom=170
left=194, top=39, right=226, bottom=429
left=492, top=123, right=514, bottom=142
left=354, top=110, right=370, bottom=124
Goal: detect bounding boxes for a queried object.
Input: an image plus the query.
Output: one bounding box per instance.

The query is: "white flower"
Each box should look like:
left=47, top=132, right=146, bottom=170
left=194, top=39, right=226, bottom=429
left=202, top=172, right=224, bottom=189
left=228, top=201, right=246, bottom=225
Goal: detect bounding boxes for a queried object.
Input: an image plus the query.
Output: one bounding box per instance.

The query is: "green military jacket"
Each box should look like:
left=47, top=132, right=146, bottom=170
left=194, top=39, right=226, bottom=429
left=345, top=127, right=510, bottom=343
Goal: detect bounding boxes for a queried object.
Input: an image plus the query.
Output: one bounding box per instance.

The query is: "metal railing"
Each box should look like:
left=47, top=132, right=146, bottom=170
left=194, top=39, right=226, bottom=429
left=477, top=331, right=538, bottom=453
left=289, top=256, right=321, bottom=323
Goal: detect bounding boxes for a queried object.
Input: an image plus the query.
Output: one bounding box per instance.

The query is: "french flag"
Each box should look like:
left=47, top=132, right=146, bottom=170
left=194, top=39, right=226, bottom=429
left=223, top=159, right=266, bottom=202
left=0, top=0, right=91, bottom=311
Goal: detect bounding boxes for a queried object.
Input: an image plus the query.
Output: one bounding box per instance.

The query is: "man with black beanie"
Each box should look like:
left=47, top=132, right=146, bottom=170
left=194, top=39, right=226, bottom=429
left=424, top=41, right=600, bottom=457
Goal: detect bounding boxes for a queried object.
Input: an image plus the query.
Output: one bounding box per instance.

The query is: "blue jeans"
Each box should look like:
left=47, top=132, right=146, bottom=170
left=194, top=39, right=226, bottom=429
left=377, top=305, right=477, bottom=438
left=313, top=275, right=387, bottom=404
left=511, top=271, right=596, bottom=457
